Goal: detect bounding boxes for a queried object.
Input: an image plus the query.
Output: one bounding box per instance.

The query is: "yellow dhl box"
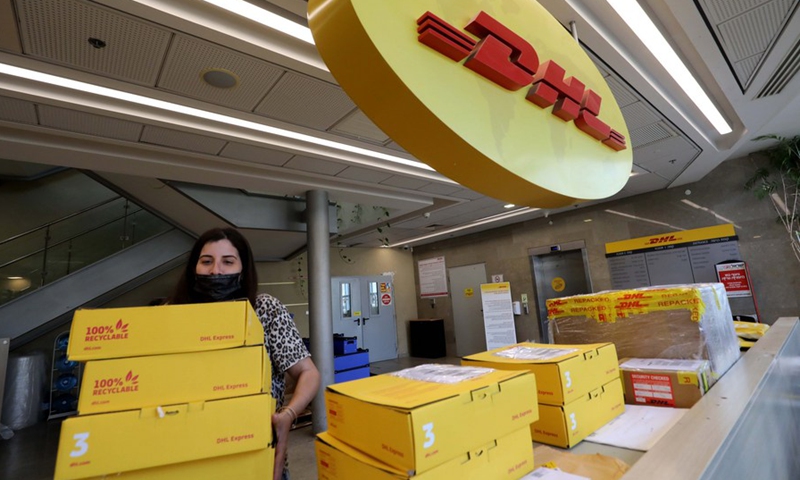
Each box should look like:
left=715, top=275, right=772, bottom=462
left=78, top=345, right=270, bottom=414
left=531, top=378, right=624, bottom=448
left=619, top=358, right=710, bottom=409
left=462, top=342, right=618, bottom=406
left=316, top=428, right=534, bottom=480
left=67, top=300, right=264, bottom=361
left=54, top=393, right=273, bottom=480
left=85, top=447, right=274, bottom=479
left=325, top=364, right=538, bottom=475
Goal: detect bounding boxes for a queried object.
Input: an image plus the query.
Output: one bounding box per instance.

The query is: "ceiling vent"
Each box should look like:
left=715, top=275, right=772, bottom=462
left=756, top=36, right=800, bottom=98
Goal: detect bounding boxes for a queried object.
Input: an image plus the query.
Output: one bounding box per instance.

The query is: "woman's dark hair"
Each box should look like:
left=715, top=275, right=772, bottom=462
left=169, top=227, right=258, bottom=306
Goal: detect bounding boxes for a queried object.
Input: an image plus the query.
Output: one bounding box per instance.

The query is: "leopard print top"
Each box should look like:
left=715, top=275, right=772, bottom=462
left=255, top=293, right=310, bottom=408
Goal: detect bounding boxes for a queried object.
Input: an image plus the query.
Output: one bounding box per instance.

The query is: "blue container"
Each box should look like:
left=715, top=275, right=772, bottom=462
left=334, top=350, right=369, bottom=372
left=334, top=366, right=370, bottom=384
left=55, top=374, right=79, bottom=392
left=55, top=354, right=78, bottom=372
left=333, top=336, right=357, bottom=355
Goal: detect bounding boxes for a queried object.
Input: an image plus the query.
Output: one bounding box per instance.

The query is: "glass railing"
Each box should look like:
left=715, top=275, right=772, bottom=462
left=0, top=197, right=172, bottom=306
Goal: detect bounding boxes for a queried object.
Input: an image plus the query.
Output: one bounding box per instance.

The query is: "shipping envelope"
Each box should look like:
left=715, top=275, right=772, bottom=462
left=78, top=345, right=270, bottom=414
left=68, top=300, right=264, bottom=361
left=316, top=428, right=534, bottom=480
left=462, top=342, right=619, bottom=405
left=85, top=447, right=274, bottom=480
left=531, top=378, right=625, bottom=448
left=325, top=364, right=538, bottom=474
left=54, top=394, right=273, bottom=480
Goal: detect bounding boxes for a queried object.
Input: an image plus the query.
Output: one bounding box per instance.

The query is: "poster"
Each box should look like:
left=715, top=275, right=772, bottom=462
left=480, top=282, right=517, bottom=350
left=418, top=256, right=448, bottom=298
left=715, top=262, right=752, bottom=297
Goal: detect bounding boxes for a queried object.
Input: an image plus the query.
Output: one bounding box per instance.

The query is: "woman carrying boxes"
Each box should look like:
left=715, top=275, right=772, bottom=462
left=169, top=227, right=321, bottom=480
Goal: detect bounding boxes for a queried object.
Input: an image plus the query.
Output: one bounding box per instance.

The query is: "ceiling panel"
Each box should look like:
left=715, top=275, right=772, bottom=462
left=218, top=142, right=293, bottom=166
left=15, top=0, right=172, bottom=85
left=335, top=166, right=393, bottom=183
left=416, top=183, right=465, bottom=195
left=630, top=122, right=675, bottom=149
left=620, top=102, right=660, bottom=129
left=157, top=34, right=284, bottom=111
left=254, top=71, right=356, bottom=130
left=140, top=125, right=227, bottom=154
left=283, top=155, right=347, bottom=175
left=0, top=96, right=37, bottom=124
left=330, top=109, right=391, bottom=144
left=379, top=175, right=430, bottom=189
left=604, top=76, right=639, bottom=108
left=621, top=172, right=671, bottom=194
left=38, top=105, right=143, bottom=141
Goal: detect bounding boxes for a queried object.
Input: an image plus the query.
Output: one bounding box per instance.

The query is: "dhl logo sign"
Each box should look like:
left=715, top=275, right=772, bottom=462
left=417, top=11, right=626, bottom=151
left=647, top=235, right=681, bottom=245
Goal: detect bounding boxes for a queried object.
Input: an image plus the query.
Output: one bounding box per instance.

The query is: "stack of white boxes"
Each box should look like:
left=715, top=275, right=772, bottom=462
left=53, top=301, right=275, bottom=479
left=463, top=342, right=624, bottom=448
left=316, top=363, right=540, bottom=479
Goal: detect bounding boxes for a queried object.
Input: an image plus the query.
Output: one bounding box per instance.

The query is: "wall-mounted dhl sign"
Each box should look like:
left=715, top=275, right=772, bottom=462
left=605, top=224, right=737, bottom=255
left=308, top=0, right=632, bottom=208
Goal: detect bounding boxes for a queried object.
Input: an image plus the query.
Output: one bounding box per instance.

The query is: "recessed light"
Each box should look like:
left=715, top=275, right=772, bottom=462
left=583, top=219, right=593, bottom=222
left=202, top=69, right=239, bottom=89
left=7, top=276, right=23, bottom=280
left=88, top=37, right=107, bottom=49
left=503, top=204, right=515, bottom=209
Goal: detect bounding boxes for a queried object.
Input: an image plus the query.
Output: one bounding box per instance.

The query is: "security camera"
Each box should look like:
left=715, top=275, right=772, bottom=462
left=402, top=245, right=412, bottom=251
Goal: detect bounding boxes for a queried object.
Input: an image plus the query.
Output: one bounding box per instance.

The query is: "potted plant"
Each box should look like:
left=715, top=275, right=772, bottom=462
left=745, top=134, right=800, bottom=262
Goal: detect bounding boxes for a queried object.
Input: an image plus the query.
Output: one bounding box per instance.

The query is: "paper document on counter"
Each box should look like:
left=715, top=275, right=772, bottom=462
left=522, top=467, right=591, bottom=479
left=584, top=404, right=688, bottom=451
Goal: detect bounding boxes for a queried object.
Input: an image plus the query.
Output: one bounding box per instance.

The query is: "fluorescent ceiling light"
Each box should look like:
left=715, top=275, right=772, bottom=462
left=680, top=199, right=741, bottom=228
left=202, top=0, right=314, bottom=44
left=503, top=204, right=515, bottom=208
left=606, top=0, right=732, bottom=135
left=388, top=207, right=540, bottom=247
left=604, top=209, right=684, bottom=231
left=0, top=63, right=439, bottom=175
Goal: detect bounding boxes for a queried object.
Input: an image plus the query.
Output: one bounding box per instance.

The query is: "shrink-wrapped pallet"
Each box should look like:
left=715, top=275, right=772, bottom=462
left=546, top=283, right=739, bottom=379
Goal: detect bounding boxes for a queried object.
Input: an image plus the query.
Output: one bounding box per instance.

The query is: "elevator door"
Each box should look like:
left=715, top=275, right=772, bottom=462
left=531, top=248, right=592, bottom=342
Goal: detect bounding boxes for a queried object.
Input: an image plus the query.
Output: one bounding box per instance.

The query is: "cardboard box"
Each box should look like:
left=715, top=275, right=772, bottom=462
left=546, top=284, right=740, bottom=379
left=85, top=447, right=274, bottom=479
left=78, top=345, right=269, bottom=414
left=619, top=358, right=710, bottom=408
left=68, top=301, right=264, bottom=361
left=462, top=343, right=618, bottom=405
left=316, top=428, right=534, bottom=480
left=325, top=364, right=538, bottom=474
left=54, top=394, right=273, bottom=480
left=530, top=378, right=624, bottom=448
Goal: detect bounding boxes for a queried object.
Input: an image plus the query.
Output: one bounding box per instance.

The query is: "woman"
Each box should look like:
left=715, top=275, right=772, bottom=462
left=170, top=227, right=320, bottom=480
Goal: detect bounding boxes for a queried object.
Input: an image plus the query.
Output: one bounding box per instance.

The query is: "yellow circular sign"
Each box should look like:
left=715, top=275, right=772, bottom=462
left=551, top=277, right=566, bottom=292
left=464, top=287, right=474, bottom=297
left=309, top=0, right=631, bottom=208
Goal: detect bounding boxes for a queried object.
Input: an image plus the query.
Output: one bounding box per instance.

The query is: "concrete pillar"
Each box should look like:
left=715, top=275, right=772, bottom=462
left=306, top=190, right=333, bottom=433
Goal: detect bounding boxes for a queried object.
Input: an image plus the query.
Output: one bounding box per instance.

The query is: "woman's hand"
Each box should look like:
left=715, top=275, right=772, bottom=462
left=271, top=408, right=295, bottom=480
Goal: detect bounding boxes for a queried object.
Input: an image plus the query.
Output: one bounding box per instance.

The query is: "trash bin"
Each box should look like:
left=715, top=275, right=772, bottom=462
left=1, top=351, right=48, bottom=430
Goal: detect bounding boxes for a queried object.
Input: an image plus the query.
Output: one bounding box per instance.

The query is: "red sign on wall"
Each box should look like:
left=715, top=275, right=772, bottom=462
left=715, top=262, right=752, bottom=298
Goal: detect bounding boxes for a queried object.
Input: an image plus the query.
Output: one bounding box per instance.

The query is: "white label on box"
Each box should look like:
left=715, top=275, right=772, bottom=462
left=620, top=358, right=707, bottom=372
left=522, top=467, right=591, bottom=480
left=389, top=364, right=493, bottom=384
left=493, top=346, right=579, bottom=361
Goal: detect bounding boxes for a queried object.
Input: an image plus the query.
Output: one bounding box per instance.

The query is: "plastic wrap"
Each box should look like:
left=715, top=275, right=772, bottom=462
left=0, top=351, right=48, bottom=430
left=547, top=283, right=740, bottom=379
left=388, top=363, right=493, bottom=384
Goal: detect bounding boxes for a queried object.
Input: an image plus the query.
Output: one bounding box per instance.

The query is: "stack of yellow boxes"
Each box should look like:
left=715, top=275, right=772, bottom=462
left=316, top=364, right=540, bottom=479
left=53, top=301, right=275, bottom=480
left=462, top=343, right=624, bottom=448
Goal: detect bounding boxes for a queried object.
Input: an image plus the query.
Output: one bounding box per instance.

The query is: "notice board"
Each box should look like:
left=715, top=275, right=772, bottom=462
left=605, top=224, right=741, bottom=289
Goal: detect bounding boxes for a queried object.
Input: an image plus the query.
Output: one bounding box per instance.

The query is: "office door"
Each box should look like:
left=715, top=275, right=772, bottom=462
left=448, top=263, right=488, bottom=357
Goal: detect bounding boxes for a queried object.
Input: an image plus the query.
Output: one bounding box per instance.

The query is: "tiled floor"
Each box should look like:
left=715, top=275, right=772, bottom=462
left=0, top=355, right=461, bottom=480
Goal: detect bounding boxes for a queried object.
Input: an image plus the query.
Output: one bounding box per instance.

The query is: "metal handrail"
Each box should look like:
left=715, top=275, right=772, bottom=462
left=0, top=196, right=123, bottom=247
left=0, top=205, right=145, bottom=271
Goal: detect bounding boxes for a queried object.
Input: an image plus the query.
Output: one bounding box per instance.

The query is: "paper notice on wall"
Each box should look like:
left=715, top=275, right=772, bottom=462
left=418, top=256, right=448, bottom=298
left=480, top=282, right=517, bottom=350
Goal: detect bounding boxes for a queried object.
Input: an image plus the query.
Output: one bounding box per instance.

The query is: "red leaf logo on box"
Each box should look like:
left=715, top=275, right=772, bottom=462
left=125, top=370, right=139, bottom=385
left=115, top=319, right=129, bottom=332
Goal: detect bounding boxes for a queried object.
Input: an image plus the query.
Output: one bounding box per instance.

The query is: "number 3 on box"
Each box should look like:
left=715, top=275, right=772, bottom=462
left=70, top=432, right=90, bottom=457
left=422, top=422, right=435, bottom=448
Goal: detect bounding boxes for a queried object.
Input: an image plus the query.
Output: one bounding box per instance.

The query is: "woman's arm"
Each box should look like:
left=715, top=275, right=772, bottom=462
left=271, top=357, right=320, bottom=480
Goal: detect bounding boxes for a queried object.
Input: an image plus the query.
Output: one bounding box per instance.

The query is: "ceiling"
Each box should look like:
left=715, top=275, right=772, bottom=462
left=0, top=0, right=799, bottom=260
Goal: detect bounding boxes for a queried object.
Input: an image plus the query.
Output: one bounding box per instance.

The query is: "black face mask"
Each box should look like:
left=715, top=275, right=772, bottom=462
left=193, top=273, right=242, bottom=301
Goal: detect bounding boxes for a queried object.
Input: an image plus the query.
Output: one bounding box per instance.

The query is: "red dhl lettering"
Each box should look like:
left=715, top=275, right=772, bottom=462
left=424, top=449, right=439, bottom=458
left=381, top=444, right=405, bottom=457
left=647, top=235, right=679, bottom=245
left=621, top=292, right=648, bottom=300
left=511, top=409, right=534, bottom=421
left=617, top=301, right=647, bottom=309
left=417, top=11, right=626, bottom=151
